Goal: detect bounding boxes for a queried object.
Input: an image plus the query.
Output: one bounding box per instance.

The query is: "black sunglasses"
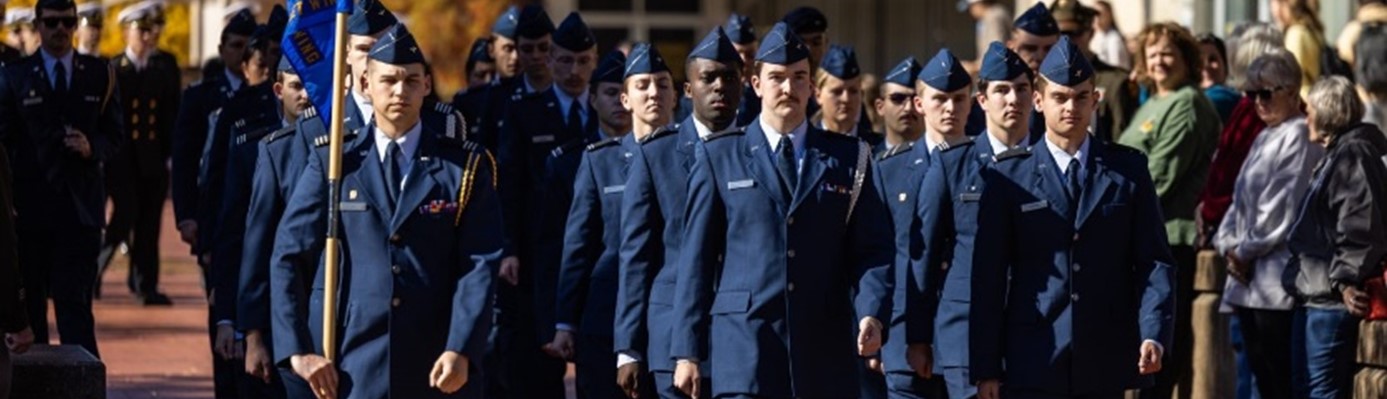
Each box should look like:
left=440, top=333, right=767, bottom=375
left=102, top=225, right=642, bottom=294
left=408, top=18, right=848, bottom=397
left=1244, top=86, right=1285, bottom=101
left=888, top=93, right=916, bottom=105
left=41, top=17, right=78, bottom=29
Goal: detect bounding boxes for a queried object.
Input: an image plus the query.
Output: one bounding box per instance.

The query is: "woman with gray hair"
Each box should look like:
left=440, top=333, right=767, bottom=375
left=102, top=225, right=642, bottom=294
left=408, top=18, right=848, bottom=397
left=1213, top=50, right=1324, bottom=399
left=1287, top=76, right=1387, bottom=399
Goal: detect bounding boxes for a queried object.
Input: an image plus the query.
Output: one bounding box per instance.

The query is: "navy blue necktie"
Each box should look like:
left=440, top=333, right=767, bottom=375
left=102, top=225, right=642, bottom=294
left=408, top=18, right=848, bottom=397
left=777, top=136, right=798, bottom=195
left=567, top=103, right=584, bottom=138
left=384, top=141, right=402, bottom=209
left=53, top=61, right=67, bottom=96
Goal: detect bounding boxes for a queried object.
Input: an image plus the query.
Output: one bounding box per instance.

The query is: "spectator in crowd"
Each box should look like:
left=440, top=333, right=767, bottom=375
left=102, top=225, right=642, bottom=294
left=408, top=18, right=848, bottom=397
left=1271, top=0, right=1325, bottom=98
left=1199, top=33, right=1240, bottom=121
left=1089, top=0, right=1131, bottom=69
left=1213, top=51, right=1323, bottom=399
left=1355, top=23, right=1387, bottom=127
left=1288, top=76, right=1387, bottom=399
left=1334, top=0, right=1387, bottom=68
left=1119, top=21, right=1222, bottom=399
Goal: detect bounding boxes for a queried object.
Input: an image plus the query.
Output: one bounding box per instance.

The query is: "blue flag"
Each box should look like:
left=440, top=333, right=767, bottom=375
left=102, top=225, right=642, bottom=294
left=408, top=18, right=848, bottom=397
left=282, top=0, right=354, bottom=129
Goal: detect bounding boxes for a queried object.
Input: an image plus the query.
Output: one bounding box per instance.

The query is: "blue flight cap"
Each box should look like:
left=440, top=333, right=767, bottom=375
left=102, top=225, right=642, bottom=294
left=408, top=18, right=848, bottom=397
left=820, top=44, right=860, bottom=80
left=553, top=12, right=595, bottom=52
left=592, top=50, right=626, bottom=84
left=514, top=5, right=554, bottom=39
left=222, top=8, right=256, bottom=38
left=624, top=43, right=670, bottom=78
left=467, top=38, right=493, bottom=70
left=919, top=48, right=971, bottom=92
left=755, top=22, right=810, bottom=65
left=278, top=56, right=294, bottom=73
left=725, top=13, right=756, bottom=45
left=882, top=56, right=922, bottom=87
left=690, top=27, right=742, bottom=67
left=978, top=41, right=1031, bottom=81
left=348, top=0, right=397, bottom=36
left=265, top=4, right=288, bottom=38
left=368, top=24, right=425, bottom=66
left=491, top=6, right=520, bottom=38
left=781, top=6, right=827, bottom=35
left=1039, top=35, right=1094, bottom=86
left=1014, top=2, right=1059, bottom=36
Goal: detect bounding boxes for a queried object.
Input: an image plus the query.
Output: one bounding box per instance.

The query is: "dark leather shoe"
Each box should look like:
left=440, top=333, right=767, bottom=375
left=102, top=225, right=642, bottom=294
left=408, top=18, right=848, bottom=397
left=139, top=292, right=174, bottom=306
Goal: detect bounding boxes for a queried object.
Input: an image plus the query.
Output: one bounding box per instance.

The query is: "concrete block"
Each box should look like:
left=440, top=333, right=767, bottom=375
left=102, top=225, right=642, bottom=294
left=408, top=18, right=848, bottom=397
left=10, top=345, right=106, bottom=399
left=1195, top=250, right=1226, bottom=293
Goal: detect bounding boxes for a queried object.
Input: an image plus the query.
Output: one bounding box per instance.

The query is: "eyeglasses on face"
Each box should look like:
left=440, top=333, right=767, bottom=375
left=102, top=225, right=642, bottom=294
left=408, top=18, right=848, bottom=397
left=41, top=17, right=78, bottom=29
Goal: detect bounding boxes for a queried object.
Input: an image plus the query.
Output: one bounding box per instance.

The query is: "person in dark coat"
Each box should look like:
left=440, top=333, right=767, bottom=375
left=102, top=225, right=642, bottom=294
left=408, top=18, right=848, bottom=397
left=0, top=143, right=33, bottom=399
left=0, top=0, right=122, bottom=359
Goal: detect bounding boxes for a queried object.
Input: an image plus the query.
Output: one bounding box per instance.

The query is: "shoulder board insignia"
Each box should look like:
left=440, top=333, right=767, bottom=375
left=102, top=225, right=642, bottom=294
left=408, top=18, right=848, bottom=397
left=301, top=107, right=319, bottom=119
left=1106, top=142, right=1144, bottom=156
left=586, top=137, right=622, bottom=152
left=263, top=126, right=297, bottom=143
left=993, top=146, right=1032, bottom=161
left=314, top=134, right=331, bottom=147
left=702, top=128, right=745, bottom=142
left=235, top=119, right=247, bottom=129
left=641, top=126, right=678, bottom=144
left=941, top=140, right=973, bottom=153
left=434, top=102, right=454, bottom=114
left=878, top=142, right=914, bottom=160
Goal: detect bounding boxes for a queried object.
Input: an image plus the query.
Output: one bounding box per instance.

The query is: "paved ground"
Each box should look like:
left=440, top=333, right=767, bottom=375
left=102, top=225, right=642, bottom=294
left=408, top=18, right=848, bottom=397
left=25, top=202, right=574, bottom=398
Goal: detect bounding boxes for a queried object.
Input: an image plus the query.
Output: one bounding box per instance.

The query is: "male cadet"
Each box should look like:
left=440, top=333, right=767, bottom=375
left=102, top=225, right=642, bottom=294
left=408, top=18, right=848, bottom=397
left=73, top=1, right=99, bottom=55
left=617, top=28, right=741, bottom=399
left=0, top=0, right=121, bottom=358
left=271, top=24, right=502, bottom=399
left=725, top=14, right=760, bottom=128
left=906, top=42, right=1033, bottom=399
left=551, top=42, right=675, bottom=399
left=450, top=5, right=551, bottom=150
left=97, top=0, right=179, bottom=304
left=670, top=22, right=894, bottom=399
left=1051, top=1, right=1136, bottom=142
left=854, top=55, right=925, bottom=399
left=970, top=36, right=1175, bottom=399
left=464, top=38, right=496, bottom=91
left=914, top=49, right=975, bottom=152
left=170, top=6, right=253, bottom=269
left=211, top=57, right=308, bottom=399
left=967, top=2, right=1058, bottom=137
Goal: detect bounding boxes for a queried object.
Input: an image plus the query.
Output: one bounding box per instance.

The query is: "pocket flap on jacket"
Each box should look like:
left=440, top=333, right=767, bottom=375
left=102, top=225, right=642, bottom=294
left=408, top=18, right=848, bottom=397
left=710, top=291, right=751, bottom=314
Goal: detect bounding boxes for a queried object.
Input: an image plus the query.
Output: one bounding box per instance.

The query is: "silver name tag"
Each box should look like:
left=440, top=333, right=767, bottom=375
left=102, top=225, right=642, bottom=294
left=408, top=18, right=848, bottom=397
left=602, top=185, right=625, bottom=194
left=532, top=135, right=555, bottom=144
left=21, top=97, right=41, bottom=106
left=340, top=201, right=368, bottom=212
left=727, top=179, right=755, bottom=190
left=1021, top=200, right=1048, bottom=212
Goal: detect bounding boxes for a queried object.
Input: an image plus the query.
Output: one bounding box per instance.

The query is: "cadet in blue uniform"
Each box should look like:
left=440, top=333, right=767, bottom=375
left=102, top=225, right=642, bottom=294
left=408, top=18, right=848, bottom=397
left=725, top=13, right=760, bottom=127
left=815, top=44, right=884, bottom=147
left=170, top=6, right=253, bottom=264
left=271, top=24, right=501, bottom=399
left=970, top=37, right=1175, bottom=399
left=550, top=42, right=675, bottom=399
left=857, top=55, right=929, bottom=399
left=0, top=0, right=121, bottom=359
left=451, top=5, right=552, bottom=150
left=670, top=22, right=894, bottom=399
left=616, top=28, right=741, bottom=399
left=871, top=56, right=924, bottom=155
left=907, top=42, right=1034, bottom=399
left=965, top=3, right=1058, bottom=138
left=207, top=57, right=305, bottom=399
left=502, top=13, right=598, bottom=364
left=98, top=1, right=179, bottom=304
left=463, top=38, right=496, bottom=92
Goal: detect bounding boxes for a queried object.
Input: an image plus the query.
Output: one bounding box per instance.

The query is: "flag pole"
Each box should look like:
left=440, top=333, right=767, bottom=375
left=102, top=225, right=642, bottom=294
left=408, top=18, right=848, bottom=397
left=322, top=10, right=350, bottom=364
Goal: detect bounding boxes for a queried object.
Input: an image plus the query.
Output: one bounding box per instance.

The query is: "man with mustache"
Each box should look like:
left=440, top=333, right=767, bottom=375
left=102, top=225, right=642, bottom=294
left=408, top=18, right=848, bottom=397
left=0, top=0, right=121, bottom=360
left=971, top=36, right=1175, bottom=399
left=617, top=27, right=742, bottom=399
left=906, top=42, right=1035, bottom=399
left=670, top=22, right=893, bottom=399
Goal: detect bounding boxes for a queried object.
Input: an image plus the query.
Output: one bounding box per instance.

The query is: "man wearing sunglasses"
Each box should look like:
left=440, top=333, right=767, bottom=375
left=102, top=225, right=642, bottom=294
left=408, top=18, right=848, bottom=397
left=0, top=0, right=122, bottom=359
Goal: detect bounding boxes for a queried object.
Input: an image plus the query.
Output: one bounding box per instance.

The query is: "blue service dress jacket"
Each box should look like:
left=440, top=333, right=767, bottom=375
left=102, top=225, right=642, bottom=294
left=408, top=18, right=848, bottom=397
left=616, top=118, right=713, bottom=374
left=270, top=123, right=502, bottom=399
left=671, top=120, right=894, bottom=398
left=969, top=138, right=1176, bottom=395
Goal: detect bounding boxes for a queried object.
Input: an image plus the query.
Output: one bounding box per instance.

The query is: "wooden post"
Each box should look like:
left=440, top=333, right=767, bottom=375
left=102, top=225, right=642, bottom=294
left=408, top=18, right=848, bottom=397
left=1188, top=250, right=1234, bottom=399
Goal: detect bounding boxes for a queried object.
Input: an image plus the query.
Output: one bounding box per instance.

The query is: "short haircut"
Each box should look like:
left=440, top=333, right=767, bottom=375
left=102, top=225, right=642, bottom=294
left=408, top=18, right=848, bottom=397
left=1307, top=76, right=1365, bottom=137
left=1356, top=23, right=1387, bottom=98
left=1196, top=33, right=1227, bottom=65
left=976, top=70, right=1035, bottom=94
left=1245, top=50, right=1301, bottom=91
left=1133, top=22, right=1204, bottom=90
